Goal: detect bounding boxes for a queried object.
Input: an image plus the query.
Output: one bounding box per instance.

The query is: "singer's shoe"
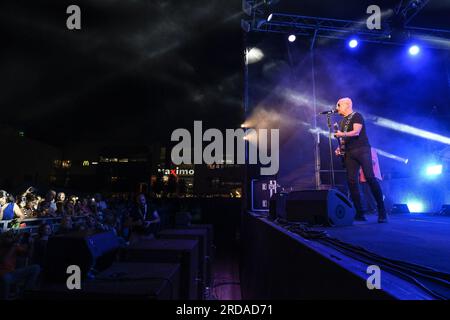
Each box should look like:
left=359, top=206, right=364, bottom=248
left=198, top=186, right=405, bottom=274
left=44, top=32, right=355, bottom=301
left=354, top=214, right=367, bottom=221
left=378, top=211, right=388, bottom=223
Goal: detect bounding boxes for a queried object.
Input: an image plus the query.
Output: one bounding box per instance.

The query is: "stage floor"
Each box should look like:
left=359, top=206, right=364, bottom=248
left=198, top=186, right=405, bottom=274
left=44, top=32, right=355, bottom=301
left=317, top=213, right=450, bottom=274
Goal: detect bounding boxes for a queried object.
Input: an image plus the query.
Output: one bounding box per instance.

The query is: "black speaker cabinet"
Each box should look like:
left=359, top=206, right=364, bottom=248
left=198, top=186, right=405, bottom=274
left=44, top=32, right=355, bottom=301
left=44, top=230, right=120, bottom=282
left=269, top=192, right=289, bottom=220
left=279, top=189, right=355, bottom=226
left=158, top=228, right=208, bottom=299
left=176, top=224, right=214, bottom=288
left=26, top=262, right=180, bottom=300
left=120, top=239, right=199, bottom=300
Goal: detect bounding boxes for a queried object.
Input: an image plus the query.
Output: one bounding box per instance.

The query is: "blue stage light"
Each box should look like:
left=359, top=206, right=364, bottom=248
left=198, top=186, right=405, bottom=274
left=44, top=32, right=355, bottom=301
left=409, top=45, right=420, bottom=56
left=425, top=164, right=443, bottom=176
left=348, top=39, right=358, bottom=48
left=288, top=35, right=296, bottom=43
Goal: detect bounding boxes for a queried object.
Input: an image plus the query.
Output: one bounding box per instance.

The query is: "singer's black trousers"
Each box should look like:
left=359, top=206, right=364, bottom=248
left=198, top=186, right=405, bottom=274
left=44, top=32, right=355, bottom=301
left=344, top=146, right=386, bottom=217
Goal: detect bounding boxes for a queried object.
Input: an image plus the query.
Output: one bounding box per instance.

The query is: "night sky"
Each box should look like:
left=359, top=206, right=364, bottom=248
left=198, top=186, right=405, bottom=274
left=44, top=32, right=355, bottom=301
left=1, top=0, right=244, bottom=146
left=1, top=0, right=448, bottom=147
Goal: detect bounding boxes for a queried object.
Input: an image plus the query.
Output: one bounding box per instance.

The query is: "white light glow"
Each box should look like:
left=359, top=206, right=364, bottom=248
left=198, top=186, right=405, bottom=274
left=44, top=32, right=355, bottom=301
left=407, top=201, right=424, bottom=213
left=246, top=48, right=264, bottom=64
left=409, top=45, right=420, bottom=56
left=371, top=116, right=450, bottom=145
left=425, top=164, right=443, bottom=176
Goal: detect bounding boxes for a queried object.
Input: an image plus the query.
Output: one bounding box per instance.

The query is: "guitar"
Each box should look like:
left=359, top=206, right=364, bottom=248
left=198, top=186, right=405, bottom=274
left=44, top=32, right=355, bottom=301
left=333, top=122, right=346, bottom=166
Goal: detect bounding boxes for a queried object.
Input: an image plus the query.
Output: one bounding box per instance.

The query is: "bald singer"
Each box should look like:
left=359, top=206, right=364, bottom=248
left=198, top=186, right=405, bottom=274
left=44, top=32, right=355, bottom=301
left=334, top=97, right=387, bottom=223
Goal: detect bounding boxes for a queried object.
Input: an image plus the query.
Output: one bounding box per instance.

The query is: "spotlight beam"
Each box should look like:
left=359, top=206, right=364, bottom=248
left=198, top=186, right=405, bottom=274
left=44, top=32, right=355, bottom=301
left=370, top=116, right=450, bottom=145
left=307, top=126, right=408, bottom=164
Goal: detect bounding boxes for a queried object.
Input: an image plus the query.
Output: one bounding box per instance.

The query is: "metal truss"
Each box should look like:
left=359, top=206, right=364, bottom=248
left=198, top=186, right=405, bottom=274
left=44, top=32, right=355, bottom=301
left=395, top=0, right=431, bottom=26
left=243, top=12, right=450, bottom=50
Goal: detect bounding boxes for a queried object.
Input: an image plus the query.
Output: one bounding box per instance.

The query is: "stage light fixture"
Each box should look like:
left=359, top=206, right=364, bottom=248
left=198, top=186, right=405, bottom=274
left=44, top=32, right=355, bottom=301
left=409, top=45, right=420, bottom=56
left=288, top=35, right=296, bottom=42
left=407, top=200, right=425, bottom=213
left=246, top=47, right=264, bottom=64
left=267, top=13, right=273, bottom=21
left=241, top=19, right=251, bottom=33
left=425, top=164, right=443, bottom=176
left=348, top=39, right=358, bottom=48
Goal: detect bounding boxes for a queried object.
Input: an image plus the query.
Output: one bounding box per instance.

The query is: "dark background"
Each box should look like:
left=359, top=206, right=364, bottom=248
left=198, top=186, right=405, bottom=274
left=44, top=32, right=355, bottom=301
left=1, top=0, right=244, bottom=146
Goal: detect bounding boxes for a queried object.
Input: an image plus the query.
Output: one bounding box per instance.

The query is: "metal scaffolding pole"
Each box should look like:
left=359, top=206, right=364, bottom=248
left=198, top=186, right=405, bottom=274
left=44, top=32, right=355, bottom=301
left=243, top=12, right=450, bottom=50
left=310, top=30, right=321, bottom=190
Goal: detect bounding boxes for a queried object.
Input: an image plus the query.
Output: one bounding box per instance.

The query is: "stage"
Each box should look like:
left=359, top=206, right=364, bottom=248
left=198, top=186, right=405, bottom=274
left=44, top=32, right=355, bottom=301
left=318, top=213, right=450, bottom=274
left=241, top=212, right=450, bottom=300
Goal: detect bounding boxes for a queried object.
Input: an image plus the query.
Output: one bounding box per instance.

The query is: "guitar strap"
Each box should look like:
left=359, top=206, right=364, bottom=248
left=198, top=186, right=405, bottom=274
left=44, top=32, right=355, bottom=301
left=342, top=112, right=356, bottom=139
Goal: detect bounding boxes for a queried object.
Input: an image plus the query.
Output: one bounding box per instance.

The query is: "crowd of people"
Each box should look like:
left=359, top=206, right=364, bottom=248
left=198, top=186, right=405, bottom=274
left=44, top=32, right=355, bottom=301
left=1, top=188, right=111, bottom=220
left=0, top=187, right=165, bottom=299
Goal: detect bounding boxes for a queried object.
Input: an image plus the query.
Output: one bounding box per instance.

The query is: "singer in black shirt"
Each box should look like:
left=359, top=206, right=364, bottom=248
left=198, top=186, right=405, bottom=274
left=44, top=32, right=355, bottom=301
left=334, top=97, right=387, bottom=223
left=338, top=112, right=370, bottom=150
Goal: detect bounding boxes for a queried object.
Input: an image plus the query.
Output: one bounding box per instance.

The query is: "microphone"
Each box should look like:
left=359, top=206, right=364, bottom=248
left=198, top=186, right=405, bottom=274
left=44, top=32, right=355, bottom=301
left=318, top=109, right=337, bottom=115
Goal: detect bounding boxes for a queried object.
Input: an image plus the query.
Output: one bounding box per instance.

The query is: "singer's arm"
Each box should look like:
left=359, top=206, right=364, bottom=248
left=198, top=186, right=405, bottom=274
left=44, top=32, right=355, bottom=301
left=335, top=124, right=362, bottom=137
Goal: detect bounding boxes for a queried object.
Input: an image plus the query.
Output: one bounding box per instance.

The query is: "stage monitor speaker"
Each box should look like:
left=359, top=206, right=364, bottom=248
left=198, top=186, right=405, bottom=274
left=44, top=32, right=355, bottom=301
left=280, top=189, right=355, bottom=226
left=45, top=230, right=120, bottom=282
left=391, top=203, right=410, bottom=214
left=439, top=205, right=450, bottom=216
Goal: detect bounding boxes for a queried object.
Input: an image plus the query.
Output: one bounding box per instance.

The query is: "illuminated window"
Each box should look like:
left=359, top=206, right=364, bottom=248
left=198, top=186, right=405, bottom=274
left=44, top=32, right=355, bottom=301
left=54, top=160, right=62, bottom=168
left=62, top=160, right=71, bottom=169
left=54, top=160, right=71, bottom=169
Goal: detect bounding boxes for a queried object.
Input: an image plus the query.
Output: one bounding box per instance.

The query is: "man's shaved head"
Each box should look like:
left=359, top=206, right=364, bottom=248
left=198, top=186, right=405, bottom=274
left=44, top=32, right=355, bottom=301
left=336, top=97, right=353, bottom=116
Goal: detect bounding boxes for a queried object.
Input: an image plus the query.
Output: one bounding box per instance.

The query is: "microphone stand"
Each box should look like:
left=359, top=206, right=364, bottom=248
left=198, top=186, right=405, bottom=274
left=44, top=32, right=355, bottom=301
left=326, top=113, right=336, bottom=188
